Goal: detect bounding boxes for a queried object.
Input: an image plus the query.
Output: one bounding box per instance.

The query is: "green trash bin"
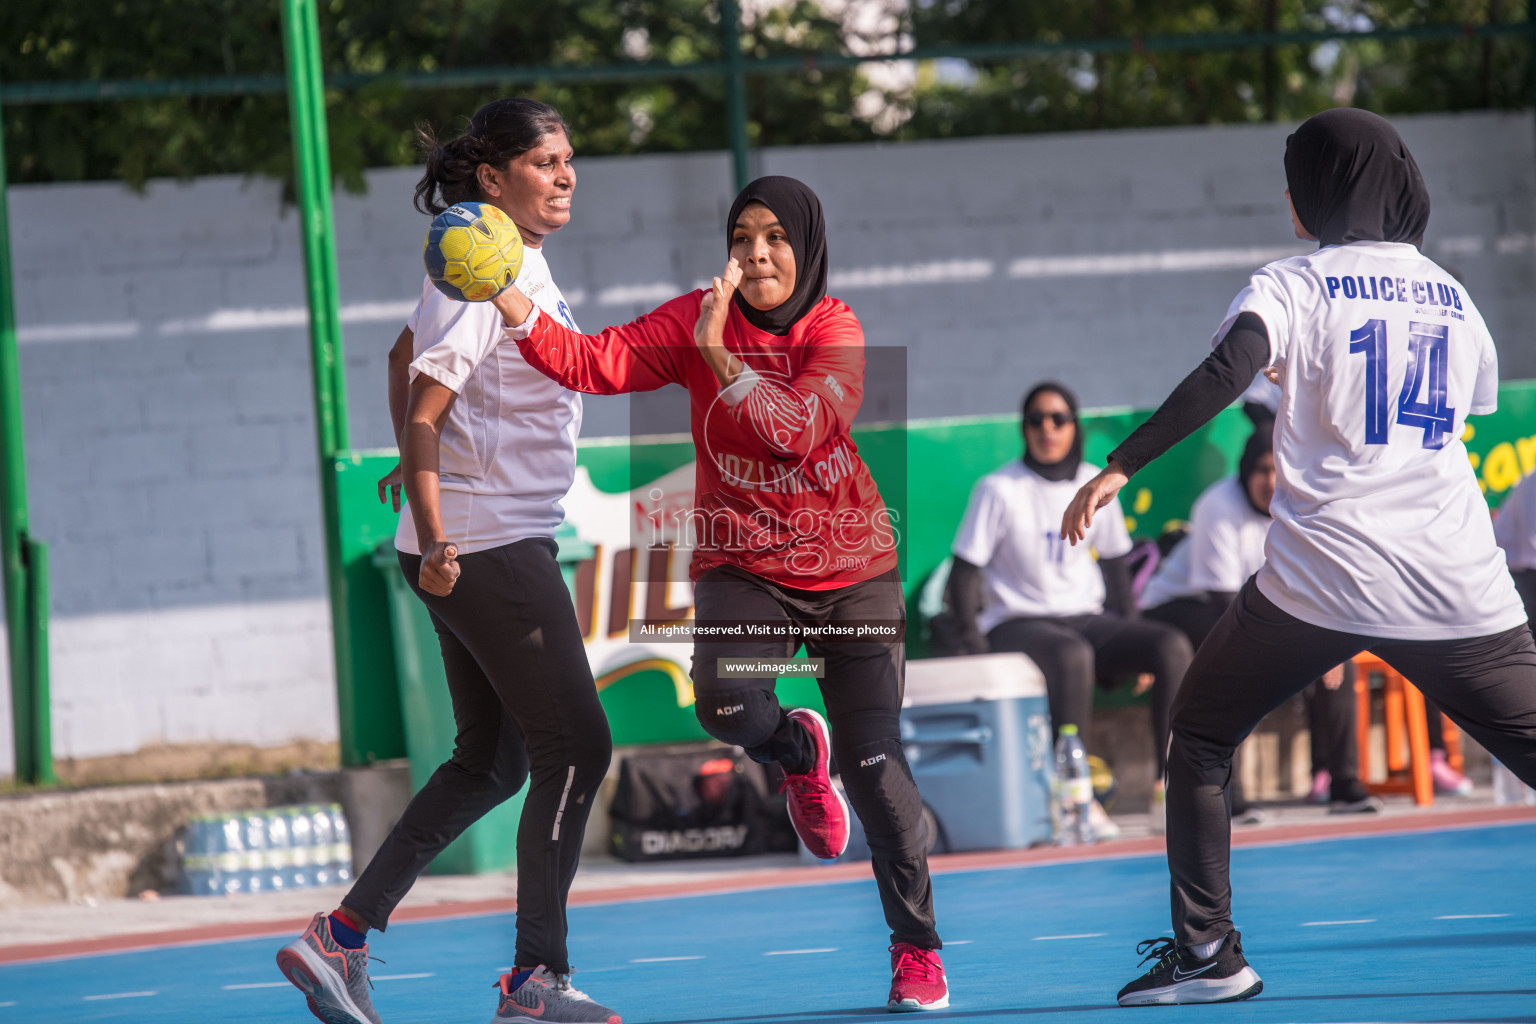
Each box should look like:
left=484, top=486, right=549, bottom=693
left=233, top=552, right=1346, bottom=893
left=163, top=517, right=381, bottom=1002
left=373, top=527, right=594, bottom=875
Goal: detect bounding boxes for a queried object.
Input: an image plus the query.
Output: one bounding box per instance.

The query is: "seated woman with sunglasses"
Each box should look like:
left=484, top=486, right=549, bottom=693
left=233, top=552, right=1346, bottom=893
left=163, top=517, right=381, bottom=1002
left=947, top=383, right=1193, bottom=830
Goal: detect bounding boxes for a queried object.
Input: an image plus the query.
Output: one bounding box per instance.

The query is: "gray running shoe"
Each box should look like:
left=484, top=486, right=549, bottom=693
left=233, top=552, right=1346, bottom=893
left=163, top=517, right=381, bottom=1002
left=276, top=912, right=384, bottom=1024
left=491, top=966, right=621, bottom=1024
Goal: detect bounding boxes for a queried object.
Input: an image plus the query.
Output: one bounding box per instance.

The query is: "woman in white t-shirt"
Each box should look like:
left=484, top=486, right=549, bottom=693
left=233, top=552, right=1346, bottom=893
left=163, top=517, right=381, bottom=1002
left=1065, top=108, right=1536, bottom=1005
left=1495, top=471, right=1536, bottom=623
left=276, top=99, right=619, bottom=1024
left=949, top=382, right=1194, bottom=791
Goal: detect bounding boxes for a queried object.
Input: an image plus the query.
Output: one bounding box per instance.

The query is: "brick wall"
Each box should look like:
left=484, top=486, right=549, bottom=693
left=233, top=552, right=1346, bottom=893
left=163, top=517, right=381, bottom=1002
left=1, top=111, right=1530, bottom=769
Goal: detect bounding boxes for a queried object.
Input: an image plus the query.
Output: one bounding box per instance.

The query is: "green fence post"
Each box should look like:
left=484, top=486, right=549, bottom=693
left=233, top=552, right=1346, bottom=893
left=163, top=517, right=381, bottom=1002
left=25, top=538, right=50, bottom=783
left=280, top=0, right=363, bottom=765
left=0, top=99, right=52, bottom=786
left=720, top=0, right=751, bottom=191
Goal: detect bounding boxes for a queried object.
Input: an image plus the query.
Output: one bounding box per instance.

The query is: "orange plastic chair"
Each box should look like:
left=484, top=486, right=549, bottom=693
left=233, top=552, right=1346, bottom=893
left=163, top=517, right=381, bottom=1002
left=1352, top=652, right=1434, bottom=806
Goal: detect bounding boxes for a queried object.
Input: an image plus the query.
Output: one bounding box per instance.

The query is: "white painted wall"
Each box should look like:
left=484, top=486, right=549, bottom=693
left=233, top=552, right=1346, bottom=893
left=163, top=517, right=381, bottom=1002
left=1, top=111, right=1531, bottom=770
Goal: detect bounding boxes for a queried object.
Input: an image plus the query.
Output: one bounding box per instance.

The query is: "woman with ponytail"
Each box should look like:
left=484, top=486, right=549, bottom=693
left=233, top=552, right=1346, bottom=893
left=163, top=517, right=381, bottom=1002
left=276, top=98, right=621, bottom=1024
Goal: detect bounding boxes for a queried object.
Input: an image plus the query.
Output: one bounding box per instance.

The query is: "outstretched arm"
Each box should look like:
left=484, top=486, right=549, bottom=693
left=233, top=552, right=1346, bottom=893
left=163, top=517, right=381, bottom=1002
left=1061, top=313, right=1270, bottom=544
left=492, top=284, right=684, bottom=394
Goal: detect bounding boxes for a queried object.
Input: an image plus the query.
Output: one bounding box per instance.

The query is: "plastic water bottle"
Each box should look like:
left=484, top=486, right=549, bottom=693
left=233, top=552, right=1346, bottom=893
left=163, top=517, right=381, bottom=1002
left=329, top=805, right=355, bottom=885
left=1492, top=758, right=1536, bottom=806
left=287, top=806, right=314, bottom=889
left=1055, top=724, right=1094, bottom=846
left=263, top=810, right=291, bottom=892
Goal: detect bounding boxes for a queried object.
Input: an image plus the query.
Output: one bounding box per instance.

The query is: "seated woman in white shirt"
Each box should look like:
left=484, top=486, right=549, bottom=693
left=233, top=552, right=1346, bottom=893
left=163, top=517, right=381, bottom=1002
left=1495, top=470, right=1536, bottom=623
left=948, top=382, right=1194, bottom=803
left=1141, top=429, right=1380, bottom=814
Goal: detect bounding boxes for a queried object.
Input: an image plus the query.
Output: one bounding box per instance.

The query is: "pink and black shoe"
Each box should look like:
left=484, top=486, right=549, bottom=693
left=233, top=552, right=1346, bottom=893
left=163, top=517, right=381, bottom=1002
left=781, top=707, right=852, bottom=860
left=887, top=943, right=949, bottom=1011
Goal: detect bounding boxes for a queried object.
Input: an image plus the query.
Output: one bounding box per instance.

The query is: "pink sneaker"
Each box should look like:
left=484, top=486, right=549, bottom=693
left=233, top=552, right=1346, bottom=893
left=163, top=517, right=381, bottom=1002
left=781, top=707, right=851, bottom=860
left=1306, top=770, right=1331, bottom=805
left=888, top=943, right=949, bottom=1011
left=1430, top=750, right=1473, bottom=796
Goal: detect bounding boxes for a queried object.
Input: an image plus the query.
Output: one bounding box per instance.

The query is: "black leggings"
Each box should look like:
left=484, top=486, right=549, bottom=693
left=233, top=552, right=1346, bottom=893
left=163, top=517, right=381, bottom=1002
left=1146, top=595, right=1364, bottom=798
left=987, top=613, right=1192, bottom=776
left=343, top=539, right=612, bottom=975
left=1166, top=577, right=1536, bottom=947
left=690, top=565, right=940, bottom=950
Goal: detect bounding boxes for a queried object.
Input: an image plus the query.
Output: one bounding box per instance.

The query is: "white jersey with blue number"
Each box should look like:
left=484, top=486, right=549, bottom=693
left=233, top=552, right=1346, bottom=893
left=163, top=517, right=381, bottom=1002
left=396, top=244, right=585, bottom=555
left=952, top=460, right=1134, bottom=632
left=1219, top=240, right=1524, bottom=640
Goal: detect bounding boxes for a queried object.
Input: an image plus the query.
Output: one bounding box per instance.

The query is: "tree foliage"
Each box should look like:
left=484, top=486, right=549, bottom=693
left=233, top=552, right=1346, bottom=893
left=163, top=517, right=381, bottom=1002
left=0, top=0, right=1527, bottom=189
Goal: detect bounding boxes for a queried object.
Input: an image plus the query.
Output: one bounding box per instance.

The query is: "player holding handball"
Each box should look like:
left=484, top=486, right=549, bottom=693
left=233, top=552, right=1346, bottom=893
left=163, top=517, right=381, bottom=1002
left=277, top=98, right=621, bottom=1024
left=1061, top=108, right=1536, bottom=1004
left=489, top=176, right=949, bottom=1012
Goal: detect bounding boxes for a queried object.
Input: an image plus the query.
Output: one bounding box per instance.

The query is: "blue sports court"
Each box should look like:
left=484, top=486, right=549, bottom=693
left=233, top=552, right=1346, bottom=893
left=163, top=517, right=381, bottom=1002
left=4, top=820, right=1531, bottom=1024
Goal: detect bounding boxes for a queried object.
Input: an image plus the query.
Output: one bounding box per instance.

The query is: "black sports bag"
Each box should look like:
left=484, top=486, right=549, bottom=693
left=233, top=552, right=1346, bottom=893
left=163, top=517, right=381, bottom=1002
left=608, top=748, right=788, bottom=862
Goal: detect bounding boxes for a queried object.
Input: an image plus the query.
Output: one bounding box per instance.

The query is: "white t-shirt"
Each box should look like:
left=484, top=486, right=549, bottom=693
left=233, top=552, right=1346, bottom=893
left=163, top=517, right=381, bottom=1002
left=395, top=245, right=584, bottom=555
left=1140, top=475, right=1270, bottom=610
left=1219, top=240, right=1525, bottom=640
left=952, top=460, right=1134, bottom=632
left=1494, top=472, right=1536, bottom=572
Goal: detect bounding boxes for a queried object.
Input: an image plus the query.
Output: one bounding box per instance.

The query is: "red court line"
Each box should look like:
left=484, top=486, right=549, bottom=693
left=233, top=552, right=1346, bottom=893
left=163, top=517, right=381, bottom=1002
left=2, top=804, right=1531, bottom=966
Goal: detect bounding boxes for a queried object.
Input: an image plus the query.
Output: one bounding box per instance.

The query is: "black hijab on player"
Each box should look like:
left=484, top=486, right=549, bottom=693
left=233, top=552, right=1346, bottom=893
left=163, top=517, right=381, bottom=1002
left=1238, top=429, right=1274, bottom=518
left=1022, top=382, right=1084, bottom=482
left=1283, top=107, right=1431, bottom=249
left=726, top=176, right=829, bottom=335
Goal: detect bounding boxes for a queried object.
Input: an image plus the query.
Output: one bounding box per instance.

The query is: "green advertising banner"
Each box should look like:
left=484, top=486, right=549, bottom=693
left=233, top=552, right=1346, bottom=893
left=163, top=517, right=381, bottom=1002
left=334, top=380, right=1536, bottom=764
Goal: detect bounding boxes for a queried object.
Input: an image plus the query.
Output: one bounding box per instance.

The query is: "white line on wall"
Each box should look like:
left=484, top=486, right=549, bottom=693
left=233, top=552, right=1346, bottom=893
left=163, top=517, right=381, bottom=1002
left=15, top=234, right=1531, bottom=345
left=1031, top=933, right=1107, bottom=941
left=1008, top=245, right=1309, bottom=279
left=1434, top=913, right=1510, bottom=920
left=764, top=948, right=839, bottom=955
left=83, top=991, right=159, bottom=1001
left=1299, top=919, right=1376, bottom=926
left=15, top=321, right=140, bottom=344
left=597, top=283, right=682, bottom=306
left=829, top=258, right=994, bottom=289
left=222, top=982, right=290, bottom=990
left=373, top=972, right=435, bottom=981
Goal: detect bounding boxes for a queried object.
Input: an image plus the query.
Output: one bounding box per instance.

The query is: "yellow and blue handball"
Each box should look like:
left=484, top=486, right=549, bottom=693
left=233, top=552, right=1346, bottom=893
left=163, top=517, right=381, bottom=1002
left=423, top=202, right=524, bottom=302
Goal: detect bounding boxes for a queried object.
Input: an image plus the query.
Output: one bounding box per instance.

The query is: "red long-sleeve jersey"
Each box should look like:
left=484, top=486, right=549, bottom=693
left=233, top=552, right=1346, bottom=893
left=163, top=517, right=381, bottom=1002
left=515, top=292, right=898, bottom=590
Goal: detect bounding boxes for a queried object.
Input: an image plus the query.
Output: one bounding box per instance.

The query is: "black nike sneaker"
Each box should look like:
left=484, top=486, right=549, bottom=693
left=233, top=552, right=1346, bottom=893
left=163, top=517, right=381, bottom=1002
left=1116, top=931, right=1263, bottom=1006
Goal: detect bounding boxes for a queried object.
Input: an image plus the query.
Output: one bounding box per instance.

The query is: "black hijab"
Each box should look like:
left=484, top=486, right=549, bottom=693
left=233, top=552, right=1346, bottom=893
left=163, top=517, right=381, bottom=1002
left=726, top=176, right=828, bottom=335
left=1021, top=382, right=1083, bottom=483
left=1283, top=108, right=1430, bottom=249
left=1238, top=428, right=1274, bottom=518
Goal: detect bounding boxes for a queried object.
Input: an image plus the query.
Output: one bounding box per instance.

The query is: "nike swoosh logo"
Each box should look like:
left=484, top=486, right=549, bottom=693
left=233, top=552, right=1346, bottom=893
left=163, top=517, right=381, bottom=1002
left=1171, top=962, right=1217, bottom=982
left=520, top=998, right=546, bottom=1017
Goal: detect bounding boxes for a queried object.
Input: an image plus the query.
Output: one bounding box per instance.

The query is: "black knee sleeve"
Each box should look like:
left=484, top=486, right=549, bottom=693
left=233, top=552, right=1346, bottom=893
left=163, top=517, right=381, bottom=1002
left=693, top=685, right=783, bottom=749
left=833, top=713, right=927, bottom=861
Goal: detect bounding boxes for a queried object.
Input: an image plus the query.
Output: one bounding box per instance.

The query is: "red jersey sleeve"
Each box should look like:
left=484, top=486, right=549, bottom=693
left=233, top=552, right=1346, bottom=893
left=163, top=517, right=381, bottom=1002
left=726, top=301, right=865, bottom=459
left=515, top=294, right=697, bottom=394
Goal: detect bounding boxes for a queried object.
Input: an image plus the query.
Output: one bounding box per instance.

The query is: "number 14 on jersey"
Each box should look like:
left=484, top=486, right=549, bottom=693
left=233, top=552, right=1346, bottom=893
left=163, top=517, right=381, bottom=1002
left=1348, top=318, right=1455, bottom=449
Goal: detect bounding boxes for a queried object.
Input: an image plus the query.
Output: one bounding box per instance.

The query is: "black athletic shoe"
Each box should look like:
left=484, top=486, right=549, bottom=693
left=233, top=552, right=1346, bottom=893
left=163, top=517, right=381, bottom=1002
left=1116, top=931, right=1263, bottom=1006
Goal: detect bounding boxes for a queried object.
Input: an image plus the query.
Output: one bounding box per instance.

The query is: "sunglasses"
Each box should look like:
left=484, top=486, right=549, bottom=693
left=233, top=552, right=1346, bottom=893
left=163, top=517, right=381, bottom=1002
left=1025, top=410, right=1075, bottom=428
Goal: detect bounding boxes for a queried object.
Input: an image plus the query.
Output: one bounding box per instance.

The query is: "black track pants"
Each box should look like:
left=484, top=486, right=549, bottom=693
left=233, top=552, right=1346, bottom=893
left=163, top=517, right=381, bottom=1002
left=343, top=539, right=612, bottom=975
left=987, top=613, right=1192, bottom=776
left=1166, top=577, right=1536, bottom=946
left=690, top=565, right=940, bottom=949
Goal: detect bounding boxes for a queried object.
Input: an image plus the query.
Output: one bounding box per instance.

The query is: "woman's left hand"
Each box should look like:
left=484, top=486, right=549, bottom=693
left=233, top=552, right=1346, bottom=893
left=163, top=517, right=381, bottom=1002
left=694, top=258, right=742, bottom=351
left=1061, top=460, right=1128, bottom=545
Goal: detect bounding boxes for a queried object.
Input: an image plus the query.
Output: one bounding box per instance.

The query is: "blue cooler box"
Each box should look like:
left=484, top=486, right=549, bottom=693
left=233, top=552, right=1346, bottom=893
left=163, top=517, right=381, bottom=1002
left=800, top=652, right=1054, bottom=862
left=902, top=653, right=1055, bottom=852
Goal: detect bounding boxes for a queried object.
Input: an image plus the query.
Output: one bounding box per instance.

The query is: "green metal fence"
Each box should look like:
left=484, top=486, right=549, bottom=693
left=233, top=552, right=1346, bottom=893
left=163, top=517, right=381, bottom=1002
left=0, top=2, right=1533, bottom=776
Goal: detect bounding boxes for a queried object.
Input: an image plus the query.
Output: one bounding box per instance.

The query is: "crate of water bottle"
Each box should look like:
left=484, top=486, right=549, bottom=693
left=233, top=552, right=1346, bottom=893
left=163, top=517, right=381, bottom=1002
left=180, top=803, right=353, bottom=896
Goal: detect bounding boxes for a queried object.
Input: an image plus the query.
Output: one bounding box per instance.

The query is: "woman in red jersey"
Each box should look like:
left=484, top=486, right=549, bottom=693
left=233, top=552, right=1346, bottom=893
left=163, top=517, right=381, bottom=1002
left=486, top=176, right=948, bottom=1013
